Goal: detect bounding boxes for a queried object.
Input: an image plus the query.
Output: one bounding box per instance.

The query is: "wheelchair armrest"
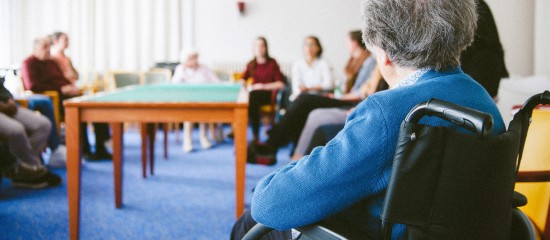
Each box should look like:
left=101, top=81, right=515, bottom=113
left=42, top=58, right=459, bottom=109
left=512, top=191, right=528, bottom=208
left=295, top=224, right=348, bottom=240
left=405, top=99, right=493, bottom=139
left=241, top=223, right=348, bottom=240
left=241, top=223, right=274, bottom=240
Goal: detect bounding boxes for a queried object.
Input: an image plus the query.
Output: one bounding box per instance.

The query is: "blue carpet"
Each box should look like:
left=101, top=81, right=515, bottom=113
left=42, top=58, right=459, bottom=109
left=0, top=126, right=292, bottom=239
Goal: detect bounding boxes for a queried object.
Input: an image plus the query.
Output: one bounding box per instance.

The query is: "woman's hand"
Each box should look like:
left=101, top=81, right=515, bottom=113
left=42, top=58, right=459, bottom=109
left=61, top=84, right=81, bottom=96
left=0, top=99, right=18, bottom=117
left=250, top=83, right=265, bottom=91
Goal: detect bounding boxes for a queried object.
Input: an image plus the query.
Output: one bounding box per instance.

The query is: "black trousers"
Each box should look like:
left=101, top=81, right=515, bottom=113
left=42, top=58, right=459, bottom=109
left=81, top=123, right=110, bottom=154
left=249, top=90, right=273, bottom=138
left=266, top=94, right=356, bottom=148
left=230, top=209, right=291, bottom=240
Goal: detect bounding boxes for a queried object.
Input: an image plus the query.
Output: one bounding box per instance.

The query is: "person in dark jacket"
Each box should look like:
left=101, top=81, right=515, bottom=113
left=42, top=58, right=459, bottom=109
left=461, top=0, right=508, bottom=99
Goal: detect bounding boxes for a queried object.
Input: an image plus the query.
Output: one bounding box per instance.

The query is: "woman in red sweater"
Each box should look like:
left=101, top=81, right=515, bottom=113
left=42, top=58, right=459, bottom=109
left=240, top=37, right=286, bottom=142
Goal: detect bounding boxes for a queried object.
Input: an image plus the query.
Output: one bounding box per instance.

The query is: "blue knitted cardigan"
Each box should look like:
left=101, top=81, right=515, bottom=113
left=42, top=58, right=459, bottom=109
left=251, top=67, right=505, bottom=239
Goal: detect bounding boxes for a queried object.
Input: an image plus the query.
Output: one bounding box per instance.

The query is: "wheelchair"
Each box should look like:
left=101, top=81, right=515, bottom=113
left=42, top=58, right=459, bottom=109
left=243, top=91, right=550, bottom=240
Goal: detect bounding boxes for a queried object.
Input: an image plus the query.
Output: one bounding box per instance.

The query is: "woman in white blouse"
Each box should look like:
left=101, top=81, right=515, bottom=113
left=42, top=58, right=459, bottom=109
left=290, top=36, right=334, bottom=101
left=172, top=49, right=222, bottom=152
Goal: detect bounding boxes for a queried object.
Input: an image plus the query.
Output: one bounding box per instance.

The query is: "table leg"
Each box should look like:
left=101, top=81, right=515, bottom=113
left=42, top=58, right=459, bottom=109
left=66, top=107, right=82, bottom=240
left=112, top=123, right=124, bottom=208
left=234, top=108, right=248, bottom=218
left=140, top=123, right=147, bottom=178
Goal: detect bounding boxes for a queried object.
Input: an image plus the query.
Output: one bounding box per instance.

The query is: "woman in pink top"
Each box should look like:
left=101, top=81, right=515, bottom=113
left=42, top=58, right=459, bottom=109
left=172, top=49, right=223, bottom=152
left=50, top=32, right=79, bottom=83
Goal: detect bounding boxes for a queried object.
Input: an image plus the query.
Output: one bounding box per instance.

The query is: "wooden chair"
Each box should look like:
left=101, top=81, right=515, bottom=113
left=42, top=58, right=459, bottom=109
left=143, top=68, right=172, bottom=85
left=105, top=70, right=142, bottom=91
left=233, top=71, right=281, bottom=132
left=14, top=98, right=28, bottom=108
left=142, top=68, right=173, bottom=168
left=78, top=69, right=101, bottom=94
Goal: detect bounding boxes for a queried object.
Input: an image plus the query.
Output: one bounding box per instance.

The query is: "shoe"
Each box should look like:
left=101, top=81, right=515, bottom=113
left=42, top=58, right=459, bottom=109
left=227, top=131, right=234, bottom=139
left=200, top=137, right=212, bottom=150
left=247, top=142, right=277, bottom=166
left=2, top=162, right=48, bottom=181
left=85, top=151, right=113, bottom=161
left=183, top=141, right=193, bottom=153
left=12, top=170, right=62, bottom=189
left=48, top=145, right=67, bottom=168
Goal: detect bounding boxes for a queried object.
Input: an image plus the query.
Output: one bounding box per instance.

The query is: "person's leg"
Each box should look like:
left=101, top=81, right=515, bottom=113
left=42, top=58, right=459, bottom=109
left=304, top=124, right=345, bottom=156
left=81, top=123, right=92, bottom=155
left=92, top=123, right=110, bottom=154
left=9, top=107, right=51, bottom=164
left=183, top=122, right=193, bottom=152
left=199, top=123, right=212, bottom=149
left=249, top=90, right=272, bottom=141
left=26, top=95, right=60, bottom=151
left=230, top=209, right=291, bottom=240
left=292, top=108, right=348, bottom=160
left=266, top=94, right=354, bottom=148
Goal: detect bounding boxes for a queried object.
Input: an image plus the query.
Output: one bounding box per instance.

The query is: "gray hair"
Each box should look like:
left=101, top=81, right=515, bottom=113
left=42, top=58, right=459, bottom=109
left=361, top=0, right=478, bottom=70
left=33, top=36, right=50, bottom=50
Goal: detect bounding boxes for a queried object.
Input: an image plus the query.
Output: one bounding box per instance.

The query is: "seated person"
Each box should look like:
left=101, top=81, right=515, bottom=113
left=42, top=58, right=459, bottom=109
left=248, top=43, right=377, bottom=165
left=231, top=0, right=504, bottom=239
left=289, top=36, right=334, bottom=101
left=460, top=0, right=508, bottom=100
left=21, top=37, right=111, bottom=160
left=171, top=49, right=223, bottom=152
left=26, top=94, right=66, bottom=167
left=0, top=77, right=61, bottom=188
left=239, top=37, right=286, bottom=142
left=291, top=67, right=387, bottom=160
left=50, top=32, right=79, bottom=83
left=343, top=30, right=371, bottom=94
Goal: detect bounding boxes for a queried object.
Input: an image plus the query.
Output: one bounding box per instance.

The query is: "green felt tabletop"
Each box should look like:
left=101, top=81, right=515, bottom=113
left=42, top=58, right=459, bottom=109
left=87, top=83, right=243, bottom=102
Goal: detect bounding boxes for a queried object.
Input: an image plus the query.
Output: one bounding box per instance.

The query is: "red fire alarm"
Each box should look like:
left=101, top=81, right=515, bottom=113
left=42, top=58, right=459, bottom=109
left=237, top=1, right=245, bottom=14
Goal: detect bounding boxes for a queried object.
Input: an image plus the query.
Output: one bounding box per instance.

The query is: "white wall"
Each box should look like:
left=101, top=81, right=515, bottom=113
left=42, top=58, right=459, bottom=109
left=2, top=0, right=548, bottom=79
left=472, top=0, right=536, bottom=77
left=534, top=0, right=550, bottom=77
left=193, top=0, right=363, bottom=81
left=0, top=0, right=188, bottom=72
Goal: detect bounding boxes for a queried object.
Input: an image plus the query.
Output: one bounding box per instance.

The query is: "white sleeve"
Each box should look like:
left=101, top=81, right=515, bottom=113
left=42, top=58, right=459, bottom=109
left=171, top=65, right=184, bottom=83
left=290, top=62, right=302, bottom=100
left=320, top=60, right=334, bottom=90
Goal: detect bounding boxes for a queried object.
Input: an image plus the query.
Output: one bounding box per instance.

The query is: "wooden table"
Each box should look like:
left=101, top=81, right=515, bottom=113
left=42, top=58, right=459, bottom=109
left=64, top=83, right=249, bottom=240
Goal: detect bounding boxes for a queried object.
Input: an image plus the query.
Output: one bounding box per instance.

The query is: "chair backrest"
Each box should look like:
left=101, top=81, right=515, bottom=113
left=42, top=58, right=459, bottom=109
left=107, top=71, right=142, bottom=90
left=77, top=69, right=100, bottom=94
left=143, top=68, right=172, bottom=85
left=381, top=99, right=520, bottom=239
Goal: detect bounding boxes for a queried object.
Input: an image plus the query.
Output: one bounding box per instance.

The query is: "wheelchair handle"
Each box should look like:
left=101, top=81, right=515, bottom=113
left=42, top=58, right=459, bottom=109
left=241, top=223, right=274, bottom=240
left=520, top=90, right=550, bottom=115
left=405, top=99, right=494, bottom=139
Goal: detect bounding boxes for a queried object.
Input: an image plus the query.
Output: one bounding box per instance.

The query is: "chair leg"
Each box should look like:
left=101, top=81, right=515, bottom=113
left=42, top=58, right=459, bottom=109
left=163, top=123, right=168, bottom=160
left=148, top=123, right=156, bottom=175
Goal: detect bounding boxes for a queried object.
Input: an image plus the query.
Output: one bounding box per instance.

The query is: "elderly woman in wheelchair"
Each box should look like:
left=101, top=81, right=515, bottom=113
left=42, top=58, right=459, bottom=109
left=230, top=0, right=522, bottom=239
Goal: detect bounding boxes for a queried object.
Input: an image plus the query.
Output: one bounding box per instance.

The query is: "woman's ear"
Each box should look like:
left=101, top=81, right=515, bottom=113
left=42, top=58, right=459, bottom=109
left=371, top=46, right=391, bottom=67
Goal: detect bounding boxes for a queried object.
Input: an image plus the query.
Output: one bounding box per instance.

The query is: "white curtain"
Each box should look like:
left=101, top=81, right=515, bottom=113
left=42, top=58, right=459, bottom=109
left=0, top=0, right=191, bottom=72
